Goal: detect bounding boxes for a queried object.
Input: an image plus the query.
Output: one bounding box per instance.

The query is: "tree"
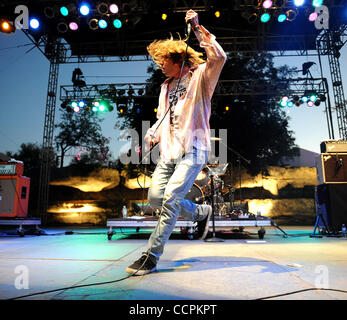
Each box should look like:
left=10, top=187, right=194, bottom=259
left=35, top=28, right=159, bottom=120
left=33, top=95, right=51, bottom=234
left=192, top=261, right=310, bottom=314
left=213, top=52, right=299, bottom=174
left=115, top=53, right=299, bottom=175
left=55, top=108, right=111, bottom=168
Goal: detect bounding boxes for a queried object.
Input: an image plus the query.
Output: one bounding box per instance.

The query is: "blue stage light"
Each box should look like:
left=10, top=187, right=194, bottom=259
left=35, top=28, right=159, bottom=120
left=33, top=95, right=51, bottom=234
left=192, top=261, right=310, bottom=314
left=80, top=4, right=90, bottom=16
left=29, top=18, right=40, bottom=29
left=60, top=6, right=69, bottom=16
left=312, top=0, right=323, bottom=7
left=113, top=19, right=122, bottom=28
left=294, top=0, right=305, bottom=6
left=98, top=19, right=107, bottom=28
left=278, top=14, right=286, bottom=22
left=260, top=13, right=271, bottom=23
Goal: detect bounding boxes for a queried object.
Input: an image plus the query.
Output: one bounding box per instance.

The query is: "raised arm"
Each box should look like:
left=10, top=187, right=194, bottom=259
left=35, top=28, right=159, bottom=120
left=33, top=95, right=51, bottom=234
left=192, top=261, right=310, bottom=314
left=185, top=10, right=227, bottom=93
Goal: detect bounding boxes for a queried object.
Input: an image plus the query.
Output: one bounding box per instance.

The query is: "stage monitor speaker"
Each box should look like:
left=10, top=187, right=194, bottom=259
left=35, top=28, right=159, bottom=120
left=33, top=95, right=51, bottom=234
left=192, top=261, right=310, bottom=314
left=0, top=176, right=30, bottom=217
left=315, top=153, right=347, bottom=185
left=315, top=184, right=347, bottom=233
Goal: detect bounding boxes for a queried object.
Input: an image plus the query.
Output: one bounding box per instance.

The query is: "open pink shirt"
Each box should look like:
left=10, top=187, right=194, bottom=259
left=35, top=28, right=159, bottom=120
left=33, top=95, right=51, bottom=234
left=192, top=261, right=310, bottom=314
left=145, top=26, right=227, bottom=160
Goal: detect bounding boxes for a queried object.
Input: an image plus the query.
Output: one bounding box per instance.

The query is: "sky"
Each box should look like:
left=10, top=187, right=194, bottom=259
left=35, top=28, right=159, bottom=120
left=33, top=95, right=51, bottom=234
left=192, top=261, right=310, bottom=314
left=0, top=23, right=346, bottom=164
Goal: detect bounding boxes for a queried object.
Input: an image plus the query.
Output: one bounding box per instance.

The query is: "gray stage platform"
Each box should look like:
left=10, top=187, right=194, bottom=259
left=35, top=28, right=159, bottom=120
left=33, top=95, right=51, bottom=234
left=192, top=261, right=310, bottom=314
left=0, top=225, right=346, bottom=302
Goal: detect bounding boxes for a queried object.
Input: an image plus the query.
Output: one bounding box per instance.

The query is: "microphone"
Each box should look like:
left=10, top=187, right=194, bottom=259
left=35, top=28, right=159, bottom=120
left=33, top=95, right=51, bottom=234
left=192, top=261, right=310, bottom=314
left=187, top=20, right=192, bottom=36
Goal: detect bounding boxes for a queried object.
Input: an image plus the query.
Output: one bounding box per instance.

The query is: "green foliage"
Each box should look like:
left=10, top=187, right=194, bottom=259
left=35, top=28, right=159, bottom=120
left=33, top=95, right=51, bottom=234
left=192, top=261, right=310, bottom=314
left=114, top=53, right=299, bottom=174
left=55, top=108, right=111, bottom=167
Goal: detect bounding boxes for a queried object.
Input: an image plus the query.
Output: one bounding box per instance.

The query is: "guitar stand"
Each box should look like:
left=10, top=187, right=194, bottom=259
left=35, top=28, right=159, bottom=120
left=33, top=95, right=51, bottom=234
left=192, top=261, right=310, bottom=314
left=204, top=174, right=224, bottom=242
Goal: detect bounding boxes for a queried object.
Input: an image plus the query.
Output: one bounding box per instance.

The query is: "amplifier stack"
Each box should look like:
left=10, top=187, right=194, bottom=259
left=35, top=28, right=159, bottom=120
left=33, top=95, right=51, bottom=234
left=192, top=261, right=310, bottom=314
left=0, top=162, right=30, bottom=218
left=314, top=140, right=347, bottom=234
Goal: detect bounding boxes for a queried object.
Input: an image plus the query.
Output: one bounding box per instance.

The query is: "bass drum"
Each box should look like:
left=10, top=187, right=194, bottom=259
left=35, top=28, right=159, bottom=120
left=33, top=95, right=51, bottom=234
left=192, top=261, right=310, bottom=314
left=185, top=183, right=204, bottom=204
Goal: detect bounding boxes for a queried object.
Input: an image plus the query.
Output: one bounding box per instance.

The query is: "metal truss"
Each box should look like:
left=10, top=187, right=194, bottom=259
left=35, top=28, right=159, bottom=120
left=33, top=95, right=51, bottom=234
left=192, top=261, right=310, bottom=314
left=317, top=25, right=347, bottom=140
left=60, top=78, right=328, bottom=100
left=35, top=39, right=64, bottom=223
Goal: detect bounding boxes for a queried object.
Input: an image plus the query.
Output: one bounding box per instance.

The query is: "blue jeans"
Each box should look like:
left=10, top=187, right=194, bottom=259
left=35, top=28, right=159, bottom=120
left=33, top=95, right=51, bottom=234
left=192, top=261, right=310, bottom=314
left=146, top=148, right=208, bottom=262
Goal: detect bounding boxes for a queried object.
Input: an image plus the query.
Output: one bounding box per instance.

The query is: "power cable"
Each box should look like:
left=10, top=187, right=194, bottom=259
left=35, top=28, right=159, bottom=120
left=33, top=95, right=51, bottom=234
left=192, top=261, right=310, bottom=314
left=254, top=287, right=347, bottom=300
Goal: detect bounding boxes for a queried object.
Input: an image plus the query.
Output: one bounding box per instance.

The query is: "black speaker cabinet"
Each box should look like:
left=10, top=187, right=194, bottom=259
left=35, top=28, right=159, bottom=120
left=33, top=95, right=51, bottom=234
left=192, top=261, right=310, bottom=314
left=315, top=153, right=347, bottom=185
left=315, top=184, right=347, bottom=232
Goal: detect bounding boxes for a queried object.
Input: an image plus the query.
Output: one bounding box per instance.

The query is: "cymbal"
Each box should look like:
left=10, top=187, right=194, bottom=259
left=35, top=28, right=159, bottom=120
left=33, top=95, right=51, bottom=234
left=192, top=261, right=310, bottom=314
left=210, top=137, right=222, bottom=141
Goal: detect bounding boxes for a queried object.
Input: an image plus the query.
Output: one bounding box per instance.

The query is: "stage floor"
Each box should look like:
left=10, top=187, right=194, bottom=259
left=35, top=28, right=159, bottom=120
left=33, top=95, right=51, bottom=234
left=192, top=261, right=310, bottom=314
left=0, top=225, right=346, bottom=301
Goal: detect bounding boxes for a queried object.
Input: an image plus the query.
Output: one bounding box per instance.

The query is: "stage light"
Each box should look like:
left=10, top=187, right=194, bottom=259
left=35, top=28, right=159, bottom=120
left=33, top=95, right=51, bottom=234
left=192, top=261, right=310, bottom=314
left=294, top=0, right=305, bottom=6
left=97, top=2, right=109, bottom=15
left=260, top=13, right=271, bottom=23
left=319, top=94, right=326, bottom=102
left=69, top=22, right=79, bottom=31
left=89, top=19, right=99, bottom=30
left=29, top=18, right=40, bottom=30
left=302, top=96, right=308, bottom=103
left=92, top=106, right=98, bottom=112
left=263, top=0, right=273, bottom=9
left=278, top=13, right=286, bottom=22
left=71, top=102, right=78, bottom=108
left=80, top=4, right=90, bottom=16
left=215, top=11, right=221, bottom=18
left=309, top=12, right=318, bottom=21
left=78, top=101, right=85, bottom=108
left=287, top=101, right=294, bottom=107
left=73, top=106, right=80, bottom=112
left=113, top=19, right=122, bottom=28
left=99, top=104, right=106, bottom=112
left=307, top=100, right=314, bottom=107
left=109, top=4, right=119, bottom=14
left=57, top=22, right=68, bottom=33
left=0, top=19, right=15, bottom=33
left=60, top=6, right=69, bottom=16
left=309, top=94, right=317, bottom=102
left=286, top=9, right=297, bottom=21
left=44, top=7, right=55, bottom=18
left=242, top=11, right=258, bottom=24
left=225, top=106, right=229, bottom=111
left=312, top=0, right=323, bottom=7
left=154, top=108, right=157, bottom=113
left=98, top=19, right=108, bottom=28
left=161, top=13, right=168, bottom=20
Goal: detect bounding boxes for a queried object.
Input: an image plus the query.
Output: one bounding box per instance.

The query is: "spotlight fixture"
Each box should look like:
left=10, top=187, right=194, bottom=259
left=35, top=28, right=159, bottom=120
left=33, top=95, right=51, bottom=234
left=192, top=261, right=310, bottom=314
left=312, top=0, right=323, bottom=7
left=260, top=12, right=271, bottom=23
left=57, top=22, right=68, bottom=33
left=60, top=6, right=69, bottom=17
left=97, top=2, right=109, bottom=15
left=29, top=18, right=40, bottom=30
left=79, top=4, right=90, bottom=16
left=98, top=19, right=108, bottom=29
left=113, top=19, right=122, bottom=28
left=277, top=13, right=287, bottom=22
left=69, top=22, right=79, bottom=31
left=0, top=19, right=15, bottom=33
left=263, top=0, right=273, bottom=9
left=44, top=7, right=55, bottom=18
left=109, top=4, right=119, bottom=14
left=286, top=9, right=298, bottom=21
left=89, top=18, right=99, bottom=30
left=294, top=0, right=305, bottom=6
left=309, top=12, right=318, bottom=21
left=242, top=11, right=258, bottom=24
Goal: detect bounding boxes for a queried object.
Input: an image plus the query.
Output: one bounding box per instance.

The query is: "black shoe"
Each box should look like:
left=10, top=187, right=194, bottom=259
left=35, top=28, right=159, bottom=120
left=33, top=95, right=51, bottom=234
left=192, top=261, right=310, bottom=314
left=196, top=205, right=212, bottom=240
left=126, top=252, right=157, bottom=276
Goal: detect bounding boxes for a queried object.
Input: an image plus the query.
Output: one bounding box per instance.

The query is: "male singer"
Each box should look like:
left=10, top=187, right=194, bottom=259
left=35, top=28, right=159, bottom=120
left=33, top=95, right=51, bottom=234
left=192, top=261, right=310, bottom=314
left=126, top=9, right=226, bottom=275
